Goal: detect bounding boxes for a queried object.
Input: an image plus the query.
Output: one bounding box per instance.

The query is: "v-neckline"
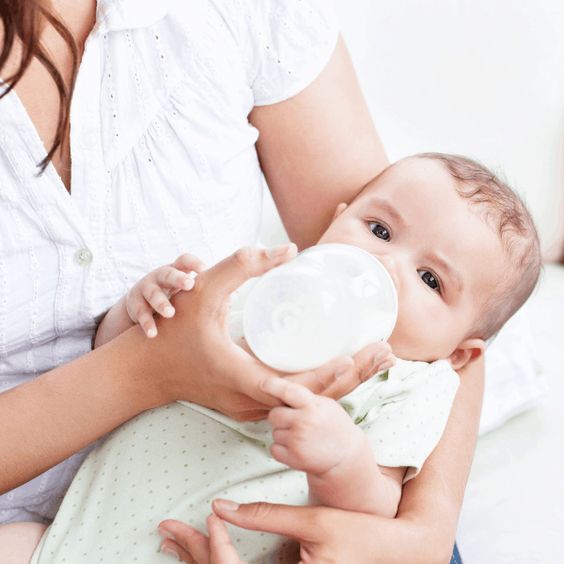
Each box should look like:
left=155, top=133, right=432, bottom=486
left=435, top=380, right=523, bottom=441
left=6, top=0, right=100, bottom=195
left=4, top=85, right=76, bottom=200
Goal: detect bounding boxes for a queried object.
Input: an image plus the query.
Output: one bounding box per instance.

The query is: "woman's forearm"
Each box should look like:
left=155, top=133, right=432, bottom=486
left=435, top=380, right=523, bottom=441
left=397, top=355, right=485, bottom=560
left=0, top=325, right=165, bottom=494
left=0, top=248, right=358, bottom=494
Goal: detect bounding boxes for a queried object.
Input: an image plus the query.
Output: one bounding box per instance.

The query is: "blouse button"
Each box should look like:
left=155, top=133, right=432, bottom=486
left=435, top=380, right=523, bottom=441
left=75, top=248, right=93, bottom=266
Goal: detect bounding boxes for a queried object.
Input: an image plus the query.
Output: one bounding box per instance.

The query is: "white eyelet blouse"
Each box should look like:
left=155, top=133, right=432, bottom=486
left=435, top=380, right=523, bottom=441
left=0, top=0, right=337, bottom=523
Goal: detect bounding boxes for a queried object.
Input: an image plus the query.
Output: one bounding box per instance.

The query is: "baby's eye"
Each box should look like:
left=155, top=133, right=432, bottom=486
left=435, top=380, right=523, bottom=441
left=419, top=270, right=441, bottom=293
left=369, top=222, right=391, bottom=241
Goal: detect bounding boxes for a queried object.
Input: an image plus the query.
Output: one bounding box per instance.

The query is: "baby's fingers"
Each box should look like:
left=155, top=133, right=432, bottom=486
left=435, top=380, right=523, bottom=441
left=154, top=265, right=198, bottom=292
left=129, top=301, right=158, bottom=338
left=371, top=342, right=396, bottom=374
left=172, top=252, right=206, bottom=275
left=142, top=282, right=176, bottom=319
left=268, top=406, right=296, bottom=430
left=375, top=354, right=396, bottom=374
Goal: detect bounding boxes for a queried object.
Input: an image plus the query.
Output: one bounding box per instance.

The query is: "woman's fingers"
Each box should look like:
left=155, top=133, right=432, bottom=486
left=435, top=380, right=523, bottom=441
left=197, top=244, right=297, bottom=303
left=158, top=517, right=246, bottom=564
left=211, top=499, right=320, bottom=542
left=285, top=355, right=354, bottom=395
left=211, top=499, right=436, bottom=563
left=260, top=377, right=314, bottom=409
left=159, top=521, right=209, bottom=563
left=207, top=515, right=246, bottom=563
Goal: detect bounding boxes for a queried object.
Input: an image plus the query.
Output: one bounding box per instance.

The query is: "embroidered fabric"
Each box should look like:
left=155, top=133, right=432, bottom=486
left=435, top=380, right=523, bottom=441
left=0, top=0, right=338, bottom=523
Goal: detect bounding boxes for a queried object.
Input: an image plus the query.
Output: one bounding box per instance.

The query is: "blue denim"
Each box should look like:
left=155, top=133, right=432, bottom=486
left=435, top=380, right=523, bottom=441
left=450, top=543, right=463, bottom=564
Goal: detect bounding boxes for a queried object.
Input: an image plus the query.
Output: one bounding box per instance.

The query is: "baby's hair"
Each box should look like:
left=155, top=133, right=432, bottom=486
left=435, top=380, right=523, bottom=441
left=415, top=152, right=541, bottom=339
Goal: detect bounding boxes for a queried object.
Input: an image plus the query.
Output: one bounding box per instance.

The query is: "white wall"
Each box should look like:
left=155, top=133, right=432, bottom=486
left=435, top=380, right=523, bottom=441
left=335, top=0, right=564, bottom=258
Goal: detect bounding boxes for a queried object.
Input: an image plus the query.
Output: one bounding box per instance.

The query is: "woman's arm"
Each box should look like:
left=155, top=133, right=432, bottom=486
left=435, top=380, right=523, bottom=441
left=0, top=247, right=379, bottom=494
left=0, top=248, right=287, bottom=494
left=250, top=35, right=388, bottom=250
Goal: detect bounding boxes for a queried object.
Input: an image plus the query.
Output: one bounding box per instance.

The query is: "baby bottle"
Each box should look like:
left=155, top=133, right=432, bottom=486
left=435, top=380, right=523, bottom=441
left=243, top=243, right=398, bottom=372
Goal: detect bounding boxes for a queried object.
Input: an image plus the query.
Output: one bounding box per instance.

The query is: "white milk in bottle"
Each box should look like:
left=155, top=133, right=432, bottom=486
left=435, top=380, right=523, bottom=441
left=243, top=243, right=398, bottom=372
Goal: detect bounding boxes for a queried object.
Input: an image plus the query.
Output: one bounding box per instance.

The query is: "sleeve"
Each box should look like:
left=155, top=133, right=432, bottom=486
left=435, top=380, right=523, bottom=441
left=361, top=360, right=460, bottom=483
left=239, top=0, right=339, bottom=106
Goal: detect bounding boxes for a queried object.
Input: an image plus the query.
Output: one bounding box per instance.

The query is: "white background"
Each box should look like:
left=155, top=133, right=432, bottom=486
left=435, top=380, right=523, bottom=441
left=335, top=0, right=564, bottom=260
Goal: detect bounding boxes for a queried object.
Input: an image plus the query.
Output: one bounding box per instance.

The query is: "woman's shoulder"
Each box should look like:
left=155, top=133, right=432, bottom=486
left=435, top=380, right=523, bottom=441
left=204, top=0, right=339, bottom=106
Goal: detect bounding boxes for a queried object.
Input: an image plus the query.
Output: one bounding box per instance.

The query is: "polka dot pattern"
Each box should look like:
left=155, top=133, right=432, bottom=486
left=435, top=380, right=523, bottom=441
left=31, top=359, right=458, bottom=563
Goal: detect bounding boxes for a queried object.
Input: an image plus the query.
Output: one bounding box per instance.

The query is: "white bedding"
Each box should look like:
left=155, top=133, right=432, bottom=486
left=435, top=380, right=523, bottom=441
left=457, top=264, right=564, bottom=562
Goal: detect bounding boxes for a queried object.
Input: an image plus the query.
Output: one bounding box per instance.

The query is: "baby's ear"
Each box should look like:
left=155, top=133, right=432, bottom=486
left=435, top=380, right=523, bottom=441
left=448, top=338, right=486, bottom=371
left=332, top=202, right=348, bottom=221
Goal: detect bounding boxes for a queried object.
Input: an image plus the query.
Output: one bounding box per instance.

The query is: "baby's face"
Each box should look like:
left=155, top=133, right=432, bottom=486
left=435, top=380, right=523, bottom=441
left=318, top=157, right=507, bottom=364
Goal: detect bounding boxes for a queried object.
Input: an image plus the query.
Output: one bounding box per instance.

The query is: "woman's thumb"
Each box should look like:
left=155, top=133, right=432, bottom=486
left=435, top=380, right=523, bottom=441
left=197, top=244, right=297, bottom=302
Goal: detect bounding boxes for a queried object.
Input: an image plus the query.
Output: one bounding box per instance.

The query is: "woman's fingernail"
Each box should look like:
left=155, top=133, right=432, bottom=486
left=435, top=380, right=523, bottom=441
left=214, top=498, right=240, bottom=512
left=183, top=277, right=195, bottom=290
left=163, top=306, right=175, bottom=317
left=160, top=544, right=180, bottom=561
left=267, top=243, right=296, bottom=258
left=147, top=328, right=157, bottom=338
left=158, top=528, right=176, bottom=541
left=187, top=270, right=198, bottom=279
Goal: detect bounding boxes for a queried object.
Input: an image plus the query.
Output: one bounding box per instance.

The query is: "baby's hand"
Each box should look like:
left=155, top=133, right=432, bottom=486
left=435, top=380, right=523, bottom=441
left=126, top=253, right=205, bottom=338
left=369, top=341, right=396, bottom=376
left=263, top=377, right=365, bottom=476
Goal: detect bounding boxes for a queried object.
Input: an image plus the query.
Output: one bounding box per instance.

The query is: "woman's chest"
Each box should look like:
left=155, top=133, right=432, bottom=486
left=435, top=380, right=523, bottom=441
left=0, top=7, right=264, bottom=364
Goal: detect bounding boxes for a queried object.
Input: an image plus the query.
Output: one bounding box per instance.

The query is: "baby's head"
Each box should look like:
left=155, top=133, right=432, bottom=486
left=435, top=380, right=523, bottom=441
left=318, top=153, right=541, bottom=369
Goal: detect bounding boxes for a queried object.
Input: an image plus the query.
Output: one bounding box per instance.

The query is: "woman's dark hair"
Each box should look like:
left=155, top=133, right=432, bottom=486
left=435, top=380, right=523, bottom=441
left=0, top=1, right=78, bottom=171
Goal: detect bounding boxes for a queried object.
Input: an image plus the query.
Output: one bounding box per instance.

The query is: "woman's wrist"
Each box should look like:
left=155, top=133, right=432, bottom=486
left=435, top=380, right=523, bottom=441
left=101, top=323, right=175, bottom=409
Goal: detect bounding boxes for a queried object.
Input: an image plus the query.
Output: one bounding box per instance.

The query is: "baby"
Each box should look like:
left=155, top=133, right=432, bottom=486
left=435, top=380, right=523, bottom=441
left=3, top=153, right=540, bottom=563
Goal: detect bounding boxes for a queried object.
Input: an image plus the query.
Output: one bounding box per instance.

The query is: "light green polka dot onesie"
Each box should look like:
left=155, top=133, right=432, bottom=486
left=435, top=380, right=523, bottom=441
left=30, top=358, right=458, bottom=563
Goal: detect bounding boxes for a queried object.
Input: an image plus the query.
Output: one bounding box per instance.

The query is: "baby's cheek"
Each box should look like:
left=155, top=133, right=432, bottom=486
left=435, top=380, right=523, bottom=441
left=387, top=306, right=441, bottom=362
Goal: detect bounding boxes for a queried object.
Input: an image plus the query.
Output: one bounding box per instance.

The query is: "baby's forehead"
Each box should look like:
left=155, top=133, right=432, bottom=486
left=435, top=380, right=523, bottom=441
left=358, top=157, right=454, bottom=199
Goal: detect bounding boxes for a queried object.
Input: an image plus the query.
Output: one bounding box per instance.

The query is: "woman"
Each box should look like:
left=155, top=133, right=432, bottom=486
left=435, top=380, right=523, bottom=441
left=0, top=1, right=482, bottom=561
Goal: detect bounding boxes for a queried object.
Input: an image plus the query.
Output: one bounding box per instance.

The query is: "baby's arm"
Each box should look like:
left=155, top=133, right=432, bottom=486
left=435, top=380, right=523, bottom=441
left=94, top=253, right=204, bottom=348
left=263, top=344, right=403, bottom=518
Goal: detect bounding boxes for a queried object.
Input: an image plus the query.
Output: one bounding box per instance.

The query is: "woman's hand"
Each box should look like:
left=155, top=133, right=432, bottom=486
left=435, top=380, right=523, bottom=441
left=159, top=515, right=247, bottom=564
left=185, top=357, right=483, bottom=564
left=145, top=245, right=389, bottom=420
left=158, top=500, right=450, bottom=564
